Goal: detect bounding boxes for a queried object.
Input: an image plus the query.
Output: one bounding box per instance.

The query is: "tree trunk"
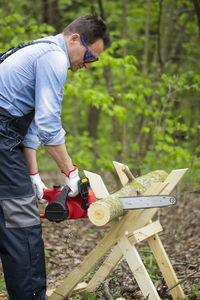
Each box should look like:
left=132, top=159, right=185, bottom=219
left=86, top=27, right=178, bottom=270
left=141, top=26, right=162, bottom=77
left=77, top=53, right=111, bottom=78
left=192, top=0, right=200, bottom=34
left=50, top=0, right=61, bottom=33
left=87, top=0, right=106, bottom=139
left=143, top=0, right=151, bottom=73
left=42, top=0, right=49, bottom=24
left=88, top=106, right=99, bottom=138
left=122, top=0, right=127, bottom=155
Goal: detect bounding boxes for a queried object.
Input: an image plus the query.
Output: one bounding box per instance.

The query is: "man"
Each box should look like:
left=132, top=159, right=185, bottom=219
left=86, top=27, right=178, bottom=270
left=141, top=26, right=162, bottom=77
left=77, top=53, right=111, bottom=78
left=0, top=14, right=110, bottom=300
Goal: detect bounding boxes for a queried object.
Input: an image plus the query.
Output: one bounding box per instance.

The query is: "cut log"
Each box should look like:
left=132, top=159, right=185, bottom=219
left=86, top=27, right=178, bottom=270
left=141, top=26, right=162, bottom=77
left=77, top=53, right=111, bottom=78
left=88, top=170, right=168, bottom=226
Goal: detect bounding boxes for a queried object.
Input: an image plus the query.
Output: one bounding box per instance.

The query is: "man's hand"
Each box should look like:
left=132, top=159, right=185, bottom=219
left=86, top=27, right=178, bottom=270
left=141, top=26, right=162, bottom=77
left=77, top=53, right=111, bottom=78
left=62, top=166, right=80, bottom=197
left=44, top=144, right=79, bottom=196
left=30, top=172, right=47, bottom=203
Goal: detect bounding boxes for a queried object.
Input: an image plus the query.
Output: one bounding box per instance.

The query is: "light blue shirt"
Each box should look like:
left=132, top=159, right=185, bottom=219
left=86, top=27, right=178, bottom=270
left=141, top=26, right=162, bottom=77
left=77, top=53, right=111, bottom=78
left=0, top=33, right=71, bottom=149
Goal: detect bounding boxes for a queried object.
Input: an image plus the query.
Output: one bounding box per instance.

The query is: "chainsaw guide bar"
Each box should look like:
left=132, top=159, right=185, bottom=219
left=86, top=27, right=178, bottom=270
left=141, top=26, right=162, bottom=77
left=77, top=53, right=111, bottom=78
left=119, top=195, right=177, bottom=210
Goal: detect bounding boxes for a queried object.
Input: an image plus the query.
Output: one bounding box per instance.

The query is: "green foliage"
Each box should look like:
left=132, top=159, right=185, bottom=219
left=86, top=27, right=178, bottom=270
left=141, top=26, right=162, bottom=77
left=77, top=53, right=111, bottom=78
left=186, top=282, right=200, bottom=299
left=80, top=291, right=99, bottom=300
left=0, top=276, right=6, bottom=292
left=140, top=247, right=161, bottom=283
left=1, top=0, right=200, bottom=189
left=45, top=248, right=51, bottom=258
left=0, top=0, right=55, bottom=52
left=73, top=291, right=99, bottom=300
left=72, top=289, right=122, bottom=299
left=113, top=290, right=122, bottom=299
left=190, top=283, right=200, bottom=297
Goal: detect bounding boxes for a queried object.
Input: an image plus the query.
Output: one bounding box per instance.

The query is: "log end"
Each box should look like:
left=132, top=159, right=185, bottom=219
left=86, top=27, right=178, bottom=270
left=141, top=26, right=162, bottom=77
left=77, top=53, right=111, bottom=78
left=88, top=202, right=111, bottom=226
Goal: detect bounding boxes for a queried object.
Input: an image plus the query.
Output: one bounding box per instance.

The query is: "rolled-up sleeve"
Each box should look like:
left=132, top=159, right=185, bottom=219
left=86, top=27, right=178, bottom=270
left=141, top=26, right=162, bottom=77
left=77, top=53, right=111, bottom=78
left=23, top=118, right=41, bottom=150
left=32, top=49, right=68, bottom=147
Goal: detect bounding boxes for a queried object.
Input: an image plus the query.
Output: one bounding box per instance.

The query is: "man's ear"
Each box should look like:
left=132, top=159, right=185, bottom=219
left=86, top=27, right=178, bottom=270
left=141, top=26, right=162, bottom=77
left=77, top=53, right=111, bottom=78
left=70, top=33, right=80, bottom=43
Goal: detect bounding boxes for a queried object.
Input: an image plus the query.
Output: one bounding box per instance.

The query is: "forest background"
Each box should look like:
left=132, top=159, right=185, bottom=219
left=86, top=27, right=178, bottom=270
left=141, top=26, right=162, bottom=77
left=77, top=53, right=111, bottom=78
left=1, top=0, right=200, bottom=190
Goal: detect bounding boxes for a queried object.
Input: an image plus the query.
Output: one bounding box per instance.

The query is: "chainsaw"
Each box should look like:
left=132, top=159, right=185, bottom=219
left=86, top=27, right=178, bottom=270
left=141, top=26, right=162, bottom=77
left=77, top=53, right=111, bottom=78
left=40, top=177, right=177, bottom=223
left=40, top=178, right=95, bottom=222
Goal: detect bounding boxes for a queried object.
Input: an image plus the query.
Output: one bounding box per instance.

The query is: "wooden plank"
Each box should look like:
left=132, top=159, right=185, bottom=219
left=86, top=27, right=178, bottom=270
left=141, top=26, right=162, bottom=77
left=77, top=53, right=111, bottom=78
left=113, top=161, right=135, bottom=186
left=46, top=289, right=55, bottom=297
left=86, top=244, right=123, bottom=292
left=48, top=169, right=187, bottom=299
left=133, top=168, right=188, bottom=230
left=129, top=220, right=163, bottom=244
left=86, top=221, right=162, bottom=292
left=118, top=236, right=160, bottom=300
left=160, top=168, right=188, bottom=195
left=148, top=233, right=185, bottom=300
left=83, top=170, right=109, bottom=198
left=84, top=221, right=162, bottom=292
left=72, top=282, right=88, bottom=294
left=143, top=181, right=168, bottom=195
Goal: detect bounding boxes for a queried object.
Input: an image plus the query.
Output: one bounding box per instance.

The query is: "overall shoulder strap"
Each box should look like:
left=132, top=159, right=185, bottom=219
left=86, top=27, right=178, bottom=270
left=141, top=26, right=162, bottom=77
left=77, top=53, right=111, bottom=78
left=0, top=40, right=57, bottom=64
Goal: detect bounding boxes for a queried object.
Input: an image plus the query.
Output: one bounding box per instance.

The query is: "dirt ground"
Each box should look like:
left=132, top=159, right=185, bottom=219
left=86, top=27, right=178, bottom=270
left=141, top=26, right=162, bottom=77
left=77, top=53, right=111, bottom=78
left=0, top=172, right=200, bottom=299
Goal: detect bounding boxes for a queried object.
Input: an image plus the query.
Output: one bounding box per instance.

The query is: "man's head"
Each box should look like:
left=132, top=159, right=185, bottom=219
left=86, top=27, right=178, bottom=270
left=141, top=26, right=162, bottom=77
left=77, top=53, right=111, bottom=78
left=63, top=15, right=110, bottom=72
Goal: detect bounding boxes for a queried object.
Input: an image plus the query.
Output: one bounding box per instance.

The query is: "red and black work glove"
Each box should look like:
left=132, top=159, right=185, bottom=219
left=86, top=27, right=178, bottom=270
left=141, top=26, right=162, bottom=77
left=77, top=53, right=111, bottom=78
left=61, top=165, right=80, bottom=197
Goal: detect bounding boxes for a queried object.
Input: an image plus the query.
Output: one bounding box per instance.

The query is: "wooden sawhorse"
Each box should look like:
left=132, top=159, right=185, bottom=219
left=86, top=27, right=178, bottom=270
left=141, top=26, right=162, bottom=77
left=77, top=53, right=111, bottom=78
left=48, top=164, right=187, bottom=300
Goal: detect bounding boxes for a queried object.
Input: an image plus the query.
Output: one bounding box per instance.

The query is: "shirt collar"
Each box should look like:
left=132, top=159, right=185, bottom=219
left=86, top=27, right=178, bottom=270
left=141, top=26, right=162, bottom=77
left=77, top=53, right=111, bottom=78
left=54, top=33, right=71, bottom=69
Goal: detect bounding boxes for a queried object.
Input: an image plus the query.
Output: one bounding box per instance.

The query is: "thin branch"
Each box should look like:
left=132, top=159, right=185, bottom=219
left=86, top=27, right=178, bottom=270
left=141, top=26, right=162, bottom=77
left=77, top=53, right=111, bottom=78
left=168, top=13, right=192, bottom=62
left=103, top=278, right=114, bottom=300
left=161, top=0, right=176, bottom=61
left=97, top=0, right=106, bottom=20
left=167, top=270, right=199, bottom=292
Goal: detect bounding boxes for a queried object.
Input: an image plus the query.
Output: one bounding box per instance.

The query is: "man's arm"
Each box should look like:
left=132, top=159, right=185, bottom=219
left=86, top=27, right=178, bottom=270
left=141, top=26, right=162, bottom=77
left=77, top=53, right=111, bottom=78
left=44, top=144, right=80, bottom=197
left=23, top=147, right=38, bottom=174
left=24, top=144, right=78, bottom=199
left=24, top=144, right=74, bottom=174
left=24, top=147, right=47, bottom=200
left=44, top=143, right=74, bottom=173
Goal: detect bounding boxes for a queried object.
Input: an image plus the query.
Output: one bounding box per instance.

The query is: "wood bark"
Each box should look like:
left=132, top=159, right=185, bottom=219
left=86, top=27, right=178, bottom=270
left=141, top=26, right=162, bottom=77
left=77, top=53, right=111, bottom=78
left=88, top=170, right=168, bottom=226
left=192, top=0, right=200, bottom=34
left=88, top=106, right=99, bottom=138
left=87, top=0, right=106, bottom=139
left=50, top=0, right=61, bottom=33
left=143, top=0, right=151, bottom=73
left=42, top=0, right=49, bottom=24
left=122, top=0, right=127, bottom=155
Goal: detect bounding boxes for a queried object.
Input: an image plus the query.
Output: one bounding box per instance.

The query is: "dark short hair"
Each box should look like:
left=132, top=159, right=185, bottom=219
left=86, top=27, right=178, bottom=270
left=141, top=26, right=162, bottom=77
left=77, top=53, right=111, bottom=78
left=63, top=15, right=111, bottom=48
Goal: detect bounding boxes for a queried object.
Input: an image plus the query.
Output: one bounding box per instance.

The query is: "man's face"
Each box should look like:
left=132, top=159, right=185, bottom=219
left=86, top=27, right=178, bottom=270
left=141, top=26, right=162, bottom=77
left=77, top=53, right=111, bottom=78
left=67, top=34, right=104, bottom=72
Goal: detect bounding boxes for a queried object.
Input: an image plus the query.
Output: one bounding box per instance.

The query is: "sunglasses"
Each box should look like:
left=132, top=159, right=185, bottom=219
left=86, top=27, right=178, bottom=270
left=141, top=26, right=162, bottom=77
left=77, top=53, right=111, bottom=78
left=80, top=35, right=99, bottom=63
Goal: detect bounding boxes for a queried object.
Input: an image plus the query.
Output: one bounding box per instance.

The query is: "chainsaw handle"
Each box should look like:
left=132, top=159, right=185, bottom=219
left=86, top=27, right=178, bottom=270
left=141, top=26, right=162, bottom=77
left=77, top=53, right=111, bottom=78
left=45, top=186, right=70, bottom=222
left=43, top=186, right=62, bottom=204
left=78, top=178, right=90, bottom=210
left=40, top=186, right=63, bottom=219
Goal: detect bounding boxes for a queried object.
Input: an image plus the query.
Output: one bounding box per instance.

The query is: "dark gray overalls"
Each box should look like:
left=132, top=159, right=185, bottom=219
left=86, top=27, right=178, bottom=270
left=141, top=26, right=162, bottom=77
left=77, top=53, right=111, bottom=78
left=0, top=41, right=54, bottom=300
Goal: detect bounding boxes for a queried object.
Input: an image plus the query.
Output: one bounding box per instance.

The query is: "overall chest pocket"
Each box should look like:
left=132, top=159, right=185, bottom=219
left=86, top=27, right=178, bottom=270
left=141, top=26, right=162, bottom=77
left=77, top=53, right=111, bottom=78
left=0, top=121, right=23, bottom=151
